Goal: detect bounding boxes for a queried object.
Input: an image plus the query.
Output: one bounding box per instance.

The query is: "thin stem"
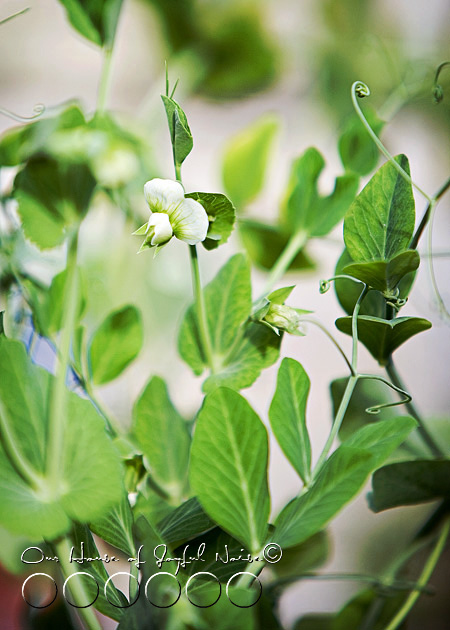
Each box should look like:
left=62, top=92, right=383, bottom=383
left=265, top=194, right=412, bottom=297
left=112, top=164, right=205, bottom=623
left=385, top=359, right=444, bottom=458
left=257, top=230, right=308, bottom=300
left=312, top=375, right=358, bottom=479
left=352, top=284, right=369, bottom=370
left=300, top=316, right=355, bottom=375
left=382, top=519, right=450, bottom=630
left=189, top=245, right=216, bottom=373
left=0, top=7, right=30, bottom=26
left=46, top=233, right=80, bottom=492
left=54, top=538, right=103, bottom=630
left=351, top=81, right=433, bottom=204
left=410, top=177, right=450, bottom=248
left=97, top=46, right=113, bottom=113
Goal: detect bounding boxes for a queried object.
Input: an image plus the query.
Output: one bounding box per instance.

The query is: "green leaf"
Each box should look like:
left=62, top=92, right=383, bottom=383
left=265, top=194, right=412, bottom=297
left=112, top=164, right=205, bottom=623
left=222, top=114, right=279, bottom=210
left=190, top=387, right=270, bottom=553
left=33, top=267, right=86, bottom=336
left=370, top=460, right=450, bottom=512
left=343, top=416, right=417, bottom=469
left=173, top=526, right=249, bottom=583
left=239, top=219, right=315, bottom=271
left=57, top=0, right=124, bottom=47
left=294, top=615, right=333, bottom=630
left=186, top=192, right=236, bottom=250
left=338, top=108, right=385, bottom=176
left=274, top=446, right=373, bottom=548
left=272, top=530, right=329, bottom=579
left=334, top=248, right=416, bottom=317
left=330, top=377, right=395, bottom=441
left=132, top=376, right=190, bottom=501
left=157, top=497, right=215, bottom=546
left=343, top=155, right=415, bottom=263
left=90, top=494, right=135, bottom=557
left=14, top=156, right=96, bottom=249
left=89, top=305, right=143, bottom=385
left=71, top=523, right=128, bottom=621
left=343, top=250, right=420, bottom=293
left=268, top=286, right=296, bottom=304
left=269, top=358, right=312, bottom=483
left=281, top=148, right=358, bottom=236
left=161, top=95, right=193, bottom=167
left=335, top=315, right=432, bottom=365
left=0, top=337, right=122, bottom=539
left=179, top=254, right=281, bottom=391
left=0, top=104, right=86, bottom=167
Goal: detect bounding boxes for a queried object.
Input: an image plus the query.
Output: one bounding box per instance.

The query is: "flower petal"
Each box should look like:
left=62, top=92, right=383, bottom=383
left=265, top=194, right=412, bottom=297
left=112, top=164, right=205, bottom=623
left=170, top=198, right=209, bottom=245
left=147, top=212, right=173, bottom=245
left=144, top=178, right=185, bottom=213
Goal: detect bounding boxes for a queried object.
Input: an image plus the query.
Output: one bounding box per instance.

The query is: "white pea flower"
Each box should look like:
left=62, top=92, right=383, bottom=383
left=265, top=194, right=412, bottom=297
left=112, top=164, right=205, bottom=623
left=134, top=178, right=209, bottom=251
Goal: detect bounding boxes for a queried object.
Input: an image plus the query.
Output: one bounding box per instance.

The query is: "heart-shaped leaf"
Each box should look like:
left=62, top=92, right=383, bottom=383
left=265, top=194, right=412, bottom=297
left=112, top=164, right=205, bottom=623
left=335, top=315, right=432, bottom=365
left=343, top=249, right=420, bottom=293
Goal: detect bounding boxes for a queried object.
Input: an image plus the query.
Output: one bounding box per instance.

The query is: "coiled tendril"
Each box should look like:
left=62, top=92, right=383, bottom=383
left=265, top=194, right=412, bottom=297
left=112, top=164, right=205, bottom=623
left=0, top=103, right=45, bottom=123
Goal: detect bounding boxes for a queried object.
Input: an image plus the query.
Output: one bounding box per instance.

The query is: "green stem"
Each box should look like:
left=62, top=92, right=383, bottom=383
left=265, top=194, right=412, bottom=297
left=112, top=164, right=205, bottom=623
left=46, top=233, right=79, bottom=492
left=351, top=81, right=433, bottom=204
left=382, top=519, right=450, bottom=630
left=385, top=359, right=444, bottom=458
left=97, top=46, right=113, bottom=113
left=257, top=230, right=308, bottom=300
left=54, top=538, right=103, bottom=630
left=312, top=374, right=358, bottom=478
left=189, top=244, right=216, bottom=374
left=351, top=285, right=369, bottom=370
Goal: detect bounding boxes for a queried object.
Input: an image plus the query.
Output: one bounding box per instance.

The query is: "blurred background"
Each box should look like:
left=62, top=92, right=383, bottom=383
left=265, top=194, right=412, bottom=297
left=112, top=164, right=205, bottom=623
left=1, top=0, right=449, bottom=627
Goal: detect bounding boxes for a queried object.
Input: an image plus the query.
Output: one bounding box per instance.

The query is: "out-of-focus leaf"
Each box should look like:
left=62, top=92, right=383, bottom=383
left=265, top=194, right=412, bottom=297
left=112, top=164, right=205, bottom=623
left=239, top=220, right=315, bottom=271
left=338, top=108, right=385, bottom=176
left=0, top=104, right=86, bottom=167
left=57, top=0, right=124, bottom=47
left=370, top=460, right=450, bottom=512
left=344, top=155, right=415, bottom=263
left=14, top=156, right=96, bottom=249
left=89, top=305, right=143, bottom=385
left=186, top=192, right=236, bottom=250
left=272, top=531, right=329, bottom=579
left=335, top=315, right=432, bottom=365
left=0, top=337, right=122, bottom=539
left=190, top=387, right=270, bottom=553
left=223, top=114, right=278, bottom=210
left=33, top=267, right=86, bottom=336
left=281, top=148, right=358, bottom=236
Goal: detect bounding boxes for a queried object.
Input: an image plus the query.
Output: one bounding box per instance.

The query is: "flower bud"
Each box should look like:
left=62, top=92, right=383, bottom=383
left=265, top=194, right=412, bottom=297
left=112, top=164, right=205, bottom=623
left=263, top=303, right=304, bottom=335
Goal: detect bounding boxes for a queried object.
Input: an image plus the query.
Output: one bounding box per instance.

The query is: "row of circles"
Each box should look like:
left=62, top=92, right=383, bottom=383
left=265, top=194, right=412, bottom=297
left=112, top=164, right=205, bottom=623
left=22, top=570, right=262, bottom=610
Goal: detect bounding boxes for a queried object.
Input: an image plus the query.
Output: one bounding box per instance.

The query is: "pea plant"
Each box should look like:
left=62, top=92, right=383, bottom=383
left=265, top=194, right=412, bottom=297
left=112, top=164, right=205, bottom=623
left=0, top=3, right=449, bottom=630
